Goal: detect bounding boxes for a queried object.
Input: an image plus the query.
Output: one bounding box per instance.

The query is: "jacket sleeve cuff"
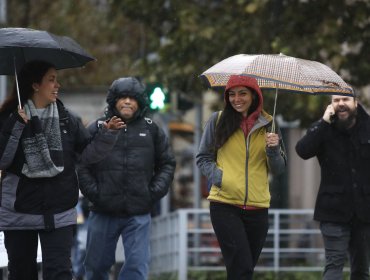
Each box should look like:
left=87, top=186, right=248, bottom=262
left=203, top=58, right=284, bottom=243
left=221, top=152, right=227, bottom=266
left=266, top=145, right=280, bottom=156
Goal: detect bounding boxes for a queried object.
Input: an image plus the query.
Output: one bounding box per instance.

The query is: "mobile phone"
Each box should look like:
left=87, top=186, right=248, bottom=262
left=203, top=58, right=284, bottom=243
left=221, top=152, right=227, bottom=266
left=97, top=120, right=106, bottom=128
left=330, top=113, right=337, bottom=123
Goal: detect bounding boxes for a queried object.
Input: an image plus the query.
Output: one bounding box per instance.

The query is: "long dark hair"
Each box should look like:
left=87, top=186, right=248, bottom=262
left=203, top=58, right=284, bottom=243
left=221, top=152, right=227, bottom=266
left=0, top=60, right=55, bottom=116
left=214, top=89, right=259, bottom=149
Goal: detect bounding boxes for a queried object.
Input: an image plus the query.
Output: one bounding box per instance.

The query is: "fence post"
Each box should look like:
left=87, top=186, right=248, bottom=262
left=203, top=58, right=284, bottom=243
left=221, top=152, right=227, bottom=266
left=178, top=210, right=188, bottom=280
left=273, top=210, right=280, bottom=272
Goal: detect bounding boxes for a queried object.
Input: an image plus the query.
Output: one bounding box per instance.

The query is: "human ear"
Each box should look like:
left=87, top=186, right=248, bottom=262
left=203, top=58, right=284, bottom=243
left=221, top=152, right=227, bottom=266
left=32, top=83, right=39, bottom=92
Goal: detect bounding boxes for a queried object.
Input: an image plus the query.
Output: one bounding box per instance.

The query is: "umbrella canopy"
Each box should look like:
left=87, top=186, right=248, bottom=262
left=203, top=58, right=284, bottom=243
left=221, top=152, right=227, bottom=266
left=0, top=27, right=96, bottom=108
left=0, top=27, right=96, bottom=75
left=200, top=53, right=354, bottom=96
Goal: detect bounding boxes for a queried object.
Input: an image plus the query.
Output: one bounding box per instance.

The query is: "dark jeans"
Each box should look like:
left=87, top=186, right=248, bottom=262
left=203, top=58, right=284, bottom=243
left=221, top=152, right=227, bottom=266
left=320, top=219, right=370, bottom=280
left=84, top=212, right=151, bottom=280
left=210, top=202, right=269, bottom=280
left=4, top=225, right=74, bottom=280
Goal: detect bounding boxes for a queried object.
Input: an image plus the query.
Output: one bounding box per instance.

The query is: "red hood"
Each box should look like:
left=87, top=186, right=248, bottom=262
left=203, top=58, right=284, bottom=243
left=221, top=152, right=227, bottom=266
left=225, top=75, right=264, bottom=137
left=224, top=75, right=263, bottom=113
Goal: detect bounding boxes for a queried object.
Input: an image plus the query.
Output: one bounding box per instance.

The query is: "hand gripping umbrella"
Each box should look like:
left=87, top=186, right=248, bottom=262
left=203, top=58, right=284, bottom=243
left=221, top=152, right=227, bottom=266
left=0, top=27, right=96, bottom=108
left=200, top=53, right=354, bottom=132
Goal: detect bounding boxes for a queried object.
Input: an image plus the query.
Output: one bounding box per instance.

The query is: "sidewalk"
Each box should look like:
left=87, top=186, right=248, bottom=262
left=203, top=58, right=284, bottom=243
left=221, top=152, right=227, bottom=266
left=0, top=263, right=124, bottom=280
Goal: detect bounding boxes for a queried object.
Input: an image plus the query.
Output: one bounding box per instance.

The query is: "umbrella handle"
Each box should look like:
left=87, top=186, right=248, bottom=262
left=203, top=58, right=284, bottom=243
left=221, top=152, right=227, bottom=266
left=13, top=58, right=22, bottom=110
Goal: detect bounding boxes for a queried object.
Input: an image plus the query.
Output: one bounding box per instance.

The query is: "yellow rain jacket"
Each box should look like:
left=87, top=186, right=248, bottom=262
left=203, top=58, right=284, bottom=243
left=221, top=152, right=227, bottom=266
left=208, top=110, right=273, bottom=208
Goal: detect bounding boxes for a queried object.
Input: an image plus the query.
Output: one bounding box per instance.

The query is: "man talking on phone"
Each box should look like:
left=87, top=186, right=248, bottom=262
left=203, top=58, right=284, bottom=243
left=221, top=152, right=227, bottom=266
left=296, top=94, right=370, bottom=280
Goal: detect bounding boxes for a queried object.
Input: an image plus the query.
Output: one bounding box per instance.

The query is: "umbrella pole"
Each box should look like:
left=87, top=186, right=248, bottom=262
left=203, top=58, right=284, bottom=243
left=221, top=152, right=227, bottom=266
left=271, top=86, right=278, bottom=133
left=14, top=58, right=22, bottom=109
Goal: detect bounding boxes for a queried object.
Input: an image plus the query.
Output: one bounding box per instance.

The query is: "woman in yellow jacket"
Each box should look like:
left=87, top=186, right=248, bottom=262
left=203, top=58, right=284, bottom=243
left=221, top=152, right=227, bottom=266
left=196, top=75, right=286, bottom=280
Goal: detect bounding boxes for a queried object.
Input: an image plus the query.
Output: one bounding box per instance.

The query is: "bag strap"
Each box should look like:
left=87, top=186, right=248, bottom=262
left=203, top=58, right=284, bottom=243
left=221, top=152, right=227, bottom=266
left=144, top=117, right=158, bottom=148
left=216, top=110, right=222, bottom=126
left=212, top=111, right=223, bottom=157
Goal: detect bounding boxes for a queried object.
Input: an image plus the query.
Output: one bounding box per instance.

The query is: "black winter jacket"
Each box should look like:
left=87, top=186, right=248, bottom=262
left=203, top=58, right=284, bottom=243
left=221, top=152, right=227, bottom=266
left=78, top=116, right=176, bottom=216
left=0, top=100, right=119, bottom=230
left=295, top=104, right=370, bottom=223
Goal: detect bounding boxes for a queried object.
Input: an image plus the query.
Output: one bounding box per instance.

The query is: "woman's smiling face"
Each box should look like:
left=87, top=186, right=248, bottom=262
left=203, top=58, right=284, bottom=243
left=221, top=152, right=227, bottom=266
left=228, top=86, right=253, bottom=117
left=32, top=67, right=60, bottom=108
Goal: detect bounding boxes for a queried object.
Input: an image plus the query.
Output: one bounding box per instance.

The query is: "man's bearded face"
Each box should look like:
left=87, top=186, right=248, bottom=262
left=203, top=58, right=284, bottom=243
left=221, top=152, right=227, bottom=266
left=331, top=95, right=358, bottom=130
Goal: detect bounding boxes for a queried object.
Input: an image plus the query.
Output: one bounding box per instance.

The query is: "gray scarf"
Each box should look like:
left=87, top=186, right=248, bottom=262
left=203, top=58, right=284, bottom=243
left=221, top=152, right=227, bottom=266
left=22, top=100, right=64, bottom=178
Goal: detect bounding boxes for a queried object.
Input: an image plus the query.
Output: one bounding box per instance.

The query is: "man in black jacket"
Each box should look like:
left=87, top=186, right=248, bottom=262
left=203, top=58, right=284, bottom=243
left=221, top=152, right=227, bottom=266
left=78, top=77, right=176, bottom=280
left=296, top=94, right=370, bottom=280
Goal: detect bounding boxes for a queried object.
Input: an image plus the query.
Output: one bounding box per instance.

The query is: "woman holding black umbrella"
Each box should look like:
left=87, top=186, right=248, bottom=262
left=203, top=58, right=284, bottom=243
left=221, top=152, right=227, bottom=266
left=0, top=60, right=124, bottom=280
left=196, top=75, right=287, bottom=280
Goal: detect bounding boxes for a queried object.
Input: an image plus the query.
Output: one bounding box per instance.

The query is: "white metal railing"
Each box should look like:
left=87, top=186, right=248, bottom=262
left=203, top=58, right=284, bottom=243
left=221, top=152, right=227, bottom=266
left=150, top=208, right=335, bottom=280
left=0, top=209, right=345, bottom=277
left=0, top=232, right=6, bottom=268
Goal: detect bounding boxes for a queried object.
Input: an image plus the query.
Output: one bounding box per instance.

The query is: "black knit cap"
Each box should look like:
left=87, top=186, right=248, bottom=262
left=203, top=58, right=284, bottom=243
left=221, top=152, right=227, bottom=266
left=106, top=77, right=148, bottom=119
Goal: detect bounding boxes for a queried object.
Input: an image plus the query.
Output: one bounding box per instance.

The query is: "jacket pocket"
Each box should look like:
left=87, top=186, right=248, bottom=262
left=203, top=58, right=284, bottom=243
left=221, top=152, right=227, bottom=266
left=212, top=168, right=223, bottom=188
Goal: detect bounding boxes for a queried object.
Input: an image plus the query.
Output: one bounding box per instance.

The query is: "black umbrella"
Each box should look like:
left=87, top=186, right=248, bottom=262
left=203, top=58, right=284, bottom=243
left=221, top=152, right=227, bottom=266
left=0, top=27, right=96, bottom=107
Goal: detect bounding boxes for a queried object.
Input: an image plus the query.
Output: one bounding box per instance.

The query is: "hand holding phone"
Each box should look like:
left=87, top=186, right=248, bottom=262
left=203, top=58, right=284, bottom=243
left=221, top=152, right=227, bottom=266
left=323, top=104, right=336, bottom=123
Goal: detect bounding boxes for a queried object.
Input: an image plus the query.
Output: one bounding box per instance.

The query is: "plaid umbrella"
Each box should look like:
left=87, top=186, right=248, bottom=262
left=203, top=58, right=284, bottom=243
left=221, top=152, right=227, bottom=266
left=200, top=53, right=354, bottom=132
left=200, top=53, right=353, bottom=96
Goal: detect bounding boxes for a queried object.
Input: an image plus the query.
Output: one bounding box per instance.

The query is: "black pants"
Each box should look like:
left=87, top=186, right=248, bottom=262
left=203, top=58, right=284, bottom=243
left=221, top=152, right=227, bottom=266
left=210, top=202, right=269, bottom=280
left=4, top=225, right=74, bottom=280
left=320, top=218, right=370, bottom=280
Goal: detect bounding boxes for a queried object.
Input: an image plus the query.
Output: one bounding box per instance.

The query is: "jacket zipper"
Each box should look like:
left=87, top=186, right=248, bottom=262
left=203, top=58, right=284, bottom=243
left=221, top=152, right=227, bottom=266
left=244, top=134, right=250, bottom=207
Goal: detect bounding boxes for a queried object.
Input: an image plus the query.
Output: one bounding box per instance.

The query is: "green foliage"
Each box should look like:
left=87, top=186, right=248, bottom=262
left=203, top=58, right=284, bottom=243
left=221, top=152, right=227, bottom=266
left=150, top=271, right=351, bottom=280
left=149, top=272, right=178, bottom=280
left=5, top=0, right=370, bottom=126
left=111, top=0, right=370, bottom=126
left=253, top=271, right=350, bottom=280
left=6, top=0, right=144, bottom=86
